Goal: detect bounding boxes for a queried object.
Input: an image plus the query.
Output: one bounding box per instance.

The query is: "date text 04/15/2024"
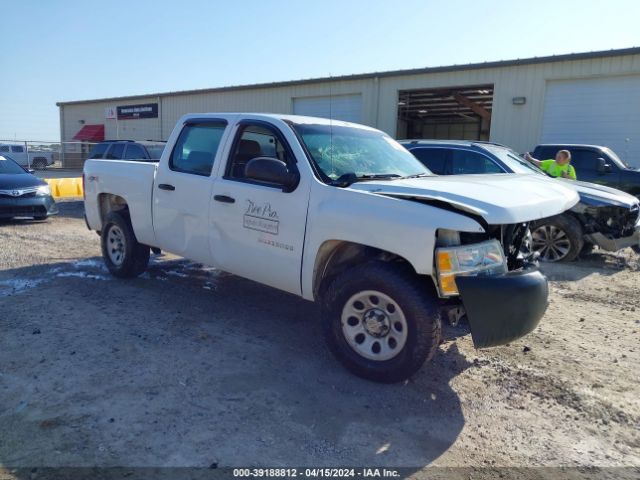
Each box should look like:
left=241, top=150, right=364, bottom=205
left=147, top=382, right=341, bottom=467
left=232, top=468, right=400, bottom=478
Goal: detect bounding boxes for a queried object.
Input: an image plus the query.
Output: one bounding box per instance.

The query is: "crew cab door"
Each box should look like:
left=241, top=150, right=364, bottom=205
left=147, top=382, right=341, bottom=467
left=152, top=119, right=229, bottom=264
left=210, top=120, right=310, bottom=295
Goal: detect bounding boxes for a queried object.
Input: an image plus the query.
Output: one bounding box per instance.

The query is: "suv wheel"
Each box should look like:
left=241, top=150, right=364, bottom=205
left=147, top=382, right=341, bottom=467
left=321, top=262, right=441, bottom=383
left=531, top=214, right=583, bottom=262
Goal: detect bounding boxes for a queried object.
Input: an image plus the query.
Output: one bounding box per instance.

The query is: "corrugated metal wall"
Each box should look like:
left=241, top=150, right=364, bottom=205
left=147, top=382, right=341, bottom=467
left=60, top=52, right=640, bottom=155
left=61, top=97, right=162, bottom=142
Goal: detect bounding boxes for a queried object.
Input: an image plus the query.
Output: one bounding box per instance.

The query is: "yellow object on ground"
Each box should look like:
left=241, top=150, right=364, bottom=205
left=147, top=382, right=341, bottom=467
left=44, top=177, right=84, bottom=199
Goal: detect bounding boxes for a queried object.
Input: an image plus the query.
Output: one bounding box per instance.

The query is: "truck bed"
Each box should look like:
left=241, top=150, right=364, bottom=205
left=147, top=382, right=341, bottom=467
left=84, top=159, right=158, bottom=246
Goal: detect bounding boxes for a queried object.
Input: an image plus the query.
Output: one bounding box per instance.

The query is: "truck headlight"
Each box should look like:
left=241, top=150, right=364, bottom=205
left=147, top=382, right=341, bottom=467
left=435, top=239, right=507, bottom=296
left=36, top=185, right=51, bottom=196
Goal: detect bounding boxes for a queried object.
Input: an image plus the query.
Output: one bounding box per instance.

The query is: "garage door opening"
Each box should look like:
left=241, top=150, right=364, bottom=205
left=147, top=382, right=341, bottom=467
left=397, top=85, right=493, bottom=141
left=293, top=94, right=362, bottom=124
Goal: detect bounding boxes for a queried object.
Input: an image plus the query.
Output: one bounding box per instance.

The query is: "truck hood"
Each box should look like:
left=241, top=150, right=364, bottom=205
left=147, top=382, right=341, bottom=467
left=349, top=173, right=579, bottom=225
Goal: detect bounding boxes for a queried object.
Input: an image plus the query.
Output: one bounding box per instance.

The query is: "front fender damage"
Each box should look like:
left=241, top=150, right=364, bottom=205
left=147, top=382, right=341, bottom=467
left=456, top=268, right=548, bottom=348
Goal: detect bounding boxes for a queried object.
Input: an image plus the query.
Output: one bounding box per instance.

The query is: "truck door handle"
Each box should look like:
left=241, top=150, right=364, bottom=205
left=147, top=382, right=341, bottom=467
left=214, top=195, right=235, bottom=204
left=158, top=183, right=175, bottom=191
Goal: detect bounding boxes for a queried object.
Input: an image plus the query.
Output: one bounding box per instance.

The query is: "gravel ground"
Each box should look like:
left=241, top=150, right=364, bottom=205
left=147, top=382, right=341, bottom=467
left=0, top=202, right=639, bottom=477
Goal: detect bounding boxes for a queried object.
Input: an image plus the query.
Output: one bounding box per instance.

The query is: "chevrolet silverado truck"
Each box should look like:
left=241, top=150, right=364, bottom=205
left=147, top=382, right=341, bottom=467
left=83, top=114, right=578, bottom=383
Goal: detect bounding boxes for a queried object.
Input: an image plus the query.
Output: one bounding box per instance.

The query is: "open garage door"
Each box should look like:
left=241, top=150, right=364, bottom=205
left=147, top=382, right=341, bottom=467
left=541, top=75, right=640, bottom=166
left=293, top=94, right=362, bottom=123
left=397, top=85, right=493, bottom=140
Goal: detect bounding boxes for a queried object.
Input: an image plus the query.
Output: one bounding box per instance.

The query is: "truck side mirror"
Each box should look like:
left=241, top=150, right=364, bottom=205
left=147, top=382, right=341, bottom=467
left=245, top=157, right=299, bottom=191
left=596, top=157, right=612, bottom=174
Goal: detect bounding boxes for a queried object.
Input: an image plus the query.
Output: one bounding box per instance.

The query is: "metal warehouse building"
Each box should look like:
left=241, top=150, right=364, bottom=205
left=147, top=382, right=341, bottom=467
left=57, top=47, right=640, bottom=167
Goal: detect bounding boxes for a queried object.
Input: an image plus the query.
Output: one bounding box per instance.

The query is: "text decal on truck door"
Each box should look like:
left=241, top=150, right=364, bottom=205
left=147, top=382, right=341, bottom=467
left=243, top=200, right=279, bottom=235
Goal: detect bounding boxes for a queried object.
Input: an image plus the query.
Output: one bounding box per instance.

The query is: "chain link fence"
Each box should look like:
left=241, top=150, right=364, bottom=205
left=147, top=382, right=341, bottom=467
left=0, top=140, right=99, bottom=175
left=0, top=138, right=167, bottom=176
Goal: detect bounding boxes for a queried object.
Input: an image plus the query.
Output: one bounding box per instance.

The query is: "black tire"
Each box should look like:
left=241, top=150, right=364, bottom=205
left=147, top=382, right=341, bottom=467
left=531, top=214, right=584, bottom=262
left=321, top=261, right=441, bottom=383
left=33, top=215, right=47, bottom=221
left=32, top=158, right=47, bottom=170
left=101, top=211, right=149, bottom=278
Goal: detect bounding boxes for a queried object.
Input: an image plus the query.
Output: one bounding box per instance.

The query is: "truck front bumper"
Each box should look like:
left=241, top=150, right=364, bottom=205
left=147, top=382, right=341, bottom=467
left=455, top=268, right=548, bottom=348
left=585, top=217, right=640, bottom=252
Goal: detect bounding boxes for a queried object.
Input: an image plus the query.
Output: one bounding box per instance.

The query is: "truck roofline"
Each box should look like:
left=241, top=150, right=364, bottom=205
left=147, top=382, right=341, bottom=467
left=177, top=113, right=379, bottom=131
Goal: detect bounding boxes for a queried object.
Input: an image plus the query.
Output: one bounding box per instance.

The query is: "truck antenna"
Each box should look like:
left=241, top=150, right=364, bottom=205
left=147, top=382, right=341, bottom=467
left=329, top=73, right=333, bottom=175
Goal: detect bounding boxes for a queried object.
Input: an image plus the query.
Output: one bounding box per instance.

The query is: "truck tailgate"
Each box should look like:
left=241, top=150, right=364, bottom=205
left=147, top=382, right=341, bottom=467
left=84, top=159, right=158, bottom=246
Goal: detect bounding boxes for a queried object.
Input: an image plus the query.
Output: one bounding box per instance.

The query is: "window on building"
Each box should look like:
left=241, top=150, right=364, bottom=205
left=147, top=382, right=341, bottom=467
left=170, top=122, right=227, bottom=176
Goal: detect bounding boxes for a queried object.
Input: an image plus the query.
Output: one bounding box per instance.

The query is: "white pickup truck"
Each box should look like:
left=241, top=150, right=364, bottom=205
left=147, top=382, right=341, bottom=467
left=0, top=143, right=55, bottom=169
left=84, top=113, right=578, bottom=382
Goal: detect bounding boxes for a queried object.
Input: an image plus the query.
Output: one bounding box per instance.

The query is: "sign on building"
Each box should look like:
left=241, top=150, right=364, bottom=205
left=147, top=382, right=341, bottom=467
left=104, top=107, right=117, bottom=119
left=117, top=103, right=158, bottom=120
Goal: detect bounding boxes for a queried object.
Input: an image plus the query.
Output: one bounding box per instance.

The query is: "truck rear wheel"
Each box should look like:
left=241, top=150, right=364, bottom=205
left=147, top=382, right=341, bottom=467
left=101, top=212, right=149, bottom=278
left=321, top=262, right=441, bottom=383
left=531, top=214, right=583, bottom=262
left=32, top=158, right=47, bottom=170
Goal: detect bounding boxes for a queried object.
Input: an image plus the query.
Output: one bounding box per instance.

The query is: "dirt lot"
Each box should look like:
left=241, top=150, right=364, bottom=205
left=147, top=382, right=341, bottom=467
left=0, top=202, right=639, bottom=476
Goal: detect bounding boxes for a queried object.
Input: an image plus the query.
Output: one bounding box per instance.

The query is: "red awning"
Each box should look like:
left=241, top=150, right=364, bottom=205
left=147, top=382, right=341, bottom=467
left=72, top=124, right=105, bottom=141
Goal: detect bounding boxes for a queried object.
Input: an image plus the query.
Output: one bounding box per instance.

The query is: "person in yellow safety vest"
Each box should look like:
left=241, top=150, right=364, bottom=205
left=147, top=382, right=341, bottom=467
left=524, top=149, right=577, bottom=180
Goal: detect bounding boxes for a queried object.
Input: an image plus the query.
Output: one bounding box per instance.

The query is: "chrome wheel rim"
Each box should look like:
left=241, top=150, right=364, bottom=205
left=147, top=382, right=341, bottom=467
left=106, top=225, right=126, bottom=266
left=341, top=290, right=408, bottom=361
left=531, top=225, right=571, bottom=262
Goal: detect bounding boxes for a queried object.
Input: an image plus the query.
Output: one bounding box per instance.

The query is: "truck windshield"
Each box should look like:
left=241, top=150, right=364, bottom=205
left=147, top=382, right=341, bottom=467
left=0, top=156, right=27, bottom=174
left=602, top=147, right=631, bottom=169
left=291, top=123, right=430, bottom=182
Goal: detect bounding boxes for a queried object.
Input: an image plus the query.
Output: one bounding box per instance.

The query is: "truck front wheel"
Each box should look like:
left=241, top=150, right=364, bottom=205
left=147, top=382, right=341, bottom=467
left=101, top=212, right=149, bottom=278
left=322, top=262, right=441, bottom=383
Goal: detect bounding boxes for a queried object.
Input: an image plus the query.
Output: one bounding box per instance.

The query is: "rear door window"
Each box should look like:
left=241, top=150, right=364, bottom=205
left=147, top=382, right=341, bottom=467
left=124, top=144, right=146, bottom=160
left=533, top=147, right=558, bottom=160
left=11, top=146, right=24, bottom=153
left=410, top=147, right=448, bottom=174
left=570, top=149, right=600, bottom=172
left=170, top=121, right=227, bottom=176
left=88, top=143, right=110, bottom=159
left=145, top=145, right=165, bottom=159
left=450, top=149, right=504, bottom=174
left=106, top=144, right=125, bottom=159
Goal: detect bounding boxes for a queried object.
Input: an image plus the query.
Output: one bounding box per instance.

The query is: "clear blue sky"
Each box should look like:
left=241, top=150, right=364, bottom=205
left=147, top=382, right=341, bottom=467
left=1, top=0, right=638, bottom=141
